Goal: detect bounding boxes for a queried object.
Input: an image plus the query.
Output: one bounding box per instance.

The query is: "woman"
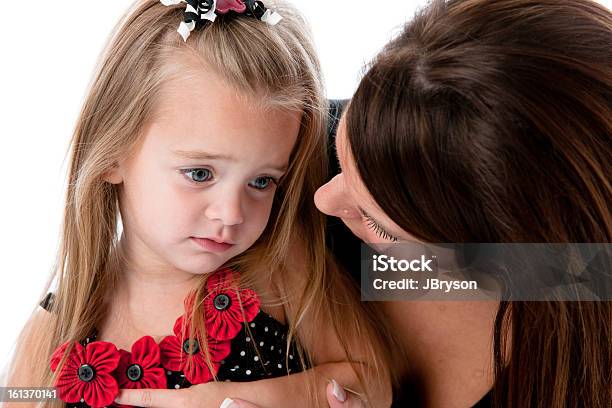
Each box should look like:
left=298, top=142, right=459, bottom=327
left=123, top=0, right=612, bottom=406
left=312, top=0, right=611, bottom=406
left=232, top=0, right=612, bottom=406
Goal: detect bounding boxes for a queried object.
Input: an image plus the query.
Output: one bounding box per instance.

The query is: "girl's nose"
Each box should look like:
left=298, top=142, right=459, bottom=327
left=314, top=174, right=360, bottom=219
left=204, top=189, right=245, bottom=226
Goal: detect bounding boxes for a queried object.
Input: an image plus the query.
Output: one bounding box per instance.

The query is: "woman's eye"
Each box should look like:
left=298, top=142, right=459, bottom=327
left=181, top=168, right=213, bottom=183
left=249, top=176, right=276, bottom=190
left=364, top=215, right=400, bottom=243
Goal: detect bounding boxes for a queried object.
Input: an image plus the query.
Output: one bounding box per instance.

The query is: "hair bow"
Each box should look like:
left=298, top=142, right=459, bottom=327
left=161, top=0, right=282, bottom=41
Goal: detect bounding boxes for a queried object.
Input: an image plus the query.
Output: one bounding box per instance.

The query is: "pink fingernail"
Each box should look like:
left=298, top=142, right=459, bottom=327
left=331, top=379, right=347, bottom=402
left=220, top=397, right=240, bottom=408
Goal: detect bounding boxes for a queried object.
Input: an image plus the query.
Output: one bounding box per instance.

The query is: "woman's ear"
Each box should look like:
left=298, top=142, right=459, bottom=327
left=102, top=163, right=123, bottom=184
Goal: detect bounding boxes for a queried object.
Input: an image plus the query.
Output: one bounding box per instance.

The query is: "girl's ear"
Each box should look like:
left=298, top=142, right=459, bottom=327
left=102, top=163, right=123, bottom=184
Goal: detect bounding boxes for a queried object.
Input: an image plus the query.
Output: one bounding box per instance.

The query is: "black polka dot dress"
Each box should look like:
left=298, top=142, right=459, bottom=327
left=40, top=275, right=307, bottom=408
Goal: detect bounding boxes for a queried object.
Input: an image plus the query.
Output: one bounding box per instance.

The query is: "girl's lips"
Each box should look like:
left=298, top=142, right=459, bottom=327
left=191, top=237, right=234, bottom=253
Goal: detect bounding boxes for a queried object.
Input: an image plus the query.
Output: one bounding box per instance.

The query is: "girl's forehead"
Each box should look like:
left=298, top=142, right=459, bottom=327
left=140, top=74, right=301, bottom=168
left=153, top=80, right=246, bottom=134
left=153, top=62, right=282, bottom=129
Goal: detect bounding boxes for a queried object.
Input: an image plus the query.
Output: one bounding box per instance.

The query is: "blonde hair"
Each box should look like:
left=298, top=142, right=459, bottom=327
left=6, top=1, right=393, bottom=406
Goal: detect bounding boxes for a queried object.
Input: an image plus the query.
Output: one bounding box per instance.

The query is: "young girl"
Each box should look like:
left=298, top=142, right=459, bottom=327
left=4, top=1, right=392, bottom=407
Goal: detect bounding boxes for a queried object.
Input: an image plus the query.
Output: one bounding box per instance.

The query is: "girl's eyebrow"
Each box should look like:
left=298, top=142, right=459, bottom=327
left=172, top=149, right=235, bottom=161
left=172, top=149, right=288, bottom=173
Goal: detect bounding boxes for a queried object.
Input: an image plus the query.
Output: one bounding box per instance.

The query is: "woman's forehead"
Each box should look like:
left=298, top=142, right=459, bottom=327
left=334, top=118, right=373, bottom=205
left=336, top=113, right=411, bottom=240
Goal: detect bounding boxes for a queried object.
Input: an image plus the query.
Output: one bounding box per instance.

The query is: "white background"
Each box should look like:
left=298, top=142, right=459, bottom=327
left=0, top=0, right=610, bottom=374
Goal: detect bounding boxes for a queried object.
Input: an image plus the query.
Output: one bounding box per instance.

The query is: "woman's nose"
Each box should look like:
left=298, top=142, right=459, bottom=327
left=314, top=174, right=360, bottom=219
left=204, top=189, right=245, bottom=226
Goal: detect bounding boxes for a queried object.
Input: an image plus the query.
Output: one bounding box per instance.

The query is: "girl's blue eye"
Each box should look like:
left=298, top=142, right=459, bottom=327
left=182, top=168, right=213, bottom=183
left=249, top=176, right=275, bottom=190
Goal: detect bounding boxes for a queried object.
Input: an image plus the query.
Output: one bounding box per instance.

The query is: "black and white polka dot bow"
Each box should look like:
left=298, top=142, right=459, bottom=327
left=161, top=0, right=282, bottom=42
left=161, top=0, right=217, bottom=41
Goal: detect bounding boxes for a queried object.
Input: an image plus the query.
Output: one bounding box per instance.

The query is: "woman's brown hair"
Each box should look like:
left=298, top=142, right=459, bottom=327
left=346, top=0, right=611, bottom=406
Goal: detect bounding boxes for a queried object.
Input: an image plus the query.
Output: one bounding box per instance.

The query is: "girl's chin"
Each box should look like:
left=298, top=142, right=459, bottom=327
left=174, top=256, right=231, bottom=276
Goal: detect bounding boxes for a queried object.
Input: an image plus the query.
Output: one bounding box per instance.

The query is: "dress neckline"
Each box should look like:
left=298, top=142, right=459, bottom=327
left=47, top=268, right=306, bottom=408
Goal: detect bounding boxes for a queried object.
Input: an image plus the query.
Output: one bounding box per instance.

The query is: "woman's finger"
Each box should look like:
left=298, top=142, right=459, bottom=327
left=220, top=397, right=260, bottom=408
left=114, top=388, right=190, bottom=408
left=217, top=380, right=365, bottom=408
left=327, top=380, right=364, bottom=408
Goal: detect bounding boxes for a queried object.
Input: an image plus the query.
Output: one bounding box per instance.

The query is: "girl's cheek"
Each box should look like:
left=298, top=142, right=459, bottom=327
left=255, top=199, right=274, bottom=223
left=249, top=196, right=276, bottom=227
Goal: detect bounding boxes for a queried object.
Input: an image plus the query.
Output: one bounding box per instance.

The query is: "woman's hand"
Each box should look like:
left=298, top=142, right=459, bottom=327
left=219, top=380, right=365, bottom=408
left=113, top=381, right=230, bottom=407
left=113, top=379, right=365, bottom=407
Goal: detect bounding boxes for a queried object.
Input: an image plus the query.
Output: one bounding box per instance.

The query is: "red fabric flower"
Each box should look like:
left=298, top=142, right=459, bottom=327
left=216, top=0, right=247, bottom=14
left=113, top=336, right=166, bottom=390
left=50, top=341, right=120, bottom=408
left=159, top=315, right=231, bottom=384
left=203, top=268, right=260, bottom=341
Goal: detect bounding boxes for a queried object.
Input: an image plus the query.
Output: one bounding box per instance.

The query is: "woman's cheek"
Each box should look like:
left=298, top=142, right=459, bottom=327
left=344, top=218, right=389, bottom=244
left=360, top=226, right=383, bottom=244
left=337, top=217, right=368, bottom=243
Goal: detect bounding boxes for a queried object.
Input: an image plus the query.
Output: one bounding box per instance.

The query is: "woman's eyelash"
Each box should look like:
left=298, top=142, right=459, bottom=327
left=363, top=215, right=400, bottom=242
